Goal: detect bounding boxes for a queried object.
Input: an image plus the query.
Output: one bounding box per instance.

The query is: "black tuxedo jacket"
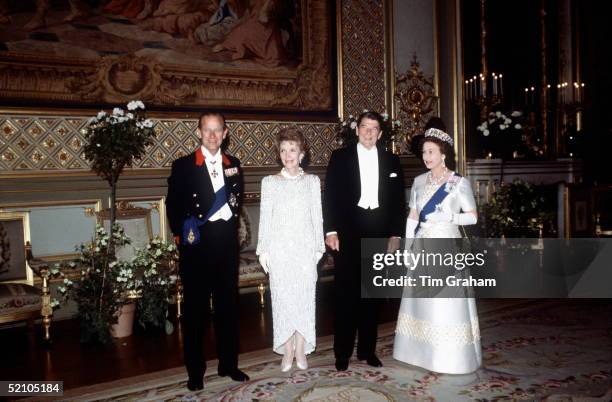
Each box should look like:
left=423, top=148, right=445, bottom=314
left=323, top=144, right=406, bottom=238
left=166, top=148, right=243, bottom=240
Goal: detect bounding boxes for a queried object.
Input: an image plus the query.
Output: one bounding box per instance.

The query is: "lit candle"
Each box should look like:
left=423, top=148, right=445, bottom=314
left=531, top=86, right=535, bottom=105
left=465, top=79, right=469, bottom=100
left=492, top=74, right=497, bottom=96
left=525, top=87, right=529, bottom=105
left=581, top=83, right=585, bottom=103
left=498, top=74, right=503, bottom=97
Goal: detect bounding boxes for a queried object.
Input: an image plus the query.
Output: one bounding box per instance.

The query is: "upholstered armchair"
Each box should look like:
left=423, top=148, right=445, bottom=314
left=0, top=242, right=53, bottom=342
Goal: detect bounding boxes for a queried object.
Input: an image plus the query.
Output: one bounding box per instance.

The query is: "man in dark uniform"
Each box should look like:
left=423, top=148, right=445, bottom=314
left=323, top=111, right=406, bottom=371
left=166, top=112, right=249, bottom=391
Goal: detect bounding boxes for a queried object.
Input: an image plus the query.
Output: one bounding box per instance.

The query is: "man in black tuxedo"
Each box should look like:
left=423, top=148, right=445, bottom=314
left=166, top=112, right=249, bottom=391
left=323, top=111, right=406, bottom=371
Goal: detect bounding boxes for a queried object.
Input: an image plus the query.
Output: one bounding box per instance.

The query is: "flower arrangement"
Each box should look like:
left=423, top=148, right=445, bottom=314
left=476, top=111, right=526, bottom=159
left=132, top=237, right=178, bottom=333
left=479, top=179, right=555, bottom=238
left=83, top=101, right=156, bottom=237
left=336, top=110, right=402, bottom=150
left=57, top=225, right=135, bottom=344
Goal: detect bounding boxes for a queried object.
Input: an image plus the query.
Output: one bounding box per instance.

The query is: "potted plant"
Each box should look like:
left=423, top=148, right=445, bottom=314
left=132, top=237, right=178, bottom=334
left=58, top=225, right=137, bottom=344
left=55, top=101, right=155, bottom=343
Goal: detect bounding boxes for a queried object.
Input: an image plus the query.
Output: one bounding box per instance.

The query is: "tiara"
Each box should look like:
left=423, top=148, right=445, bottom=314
left=424, top=128, right=454, bottom=146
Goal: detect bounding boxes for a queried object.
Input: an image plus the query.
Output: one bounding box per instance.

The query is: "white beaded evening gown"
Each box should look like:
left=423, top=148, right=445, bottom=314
left=256, top=173, right=325, bottom=355
left=393, top=172, right=482, bottom=374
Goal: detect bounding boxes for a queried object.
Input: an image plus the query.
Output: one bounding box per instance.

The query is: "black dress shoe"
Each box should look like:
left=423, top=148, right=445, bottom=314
left=335, top=358, right=349, bottom=371
left=358, top=354, right=383, bottom=368
left=218, top=368, right=250, bottom=382
left=186, top=378, right=204, bottom=391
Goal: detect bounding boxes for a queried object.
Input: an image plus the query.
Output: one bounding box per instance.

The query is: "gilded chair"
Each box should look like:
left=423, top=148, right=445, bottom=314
left=0, top=211, right=53, bottom=341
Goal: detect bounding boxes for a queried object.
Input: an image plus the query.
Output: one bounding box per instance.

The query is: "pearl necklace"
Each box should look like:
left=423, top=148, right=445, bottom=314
left=281, top=167, right=304, bottom=179
left=428, top=167, right=448, bottom=186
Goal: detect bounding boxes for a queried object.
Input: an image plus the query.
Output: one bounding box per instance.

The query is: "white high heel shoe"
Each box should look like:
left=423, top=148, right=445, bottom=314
left=296, top=354, right=308, bottom=370
left=281, top=337, right=295, bottom=372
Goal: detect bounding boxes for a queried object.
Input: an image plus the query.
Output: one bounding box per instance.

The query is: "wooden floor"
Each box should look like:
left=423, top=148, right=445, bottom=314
left=0, top=281, right=401, bottom=392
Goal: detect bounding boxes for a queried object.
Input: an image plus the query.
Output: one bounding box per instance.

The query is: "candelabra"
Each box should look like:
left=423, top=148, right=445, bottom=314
left=465, top=0, right=504, bottom=121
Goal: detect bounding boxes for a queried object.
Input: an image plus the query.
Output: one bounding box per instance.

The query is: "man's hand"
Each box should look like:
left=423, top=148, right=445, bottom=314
left=387, top=236, right=401, bottom=253
left=325, top=234, right=340, bottom=251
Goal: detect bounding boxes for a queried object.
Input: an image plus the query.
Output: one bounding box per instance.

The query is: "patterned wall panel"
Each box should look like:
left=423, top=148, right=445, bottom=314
left=341, top=0, right=388, bottom=117
left=0, top=115, right=336, bottom=172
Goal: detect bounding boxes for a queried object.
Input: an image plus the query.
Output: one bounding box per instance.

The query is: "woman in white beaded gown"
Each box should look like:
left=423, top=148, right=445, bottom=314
left=393, top=127, right=482, bottom=374
left=257, top=128, right=325, bottom=372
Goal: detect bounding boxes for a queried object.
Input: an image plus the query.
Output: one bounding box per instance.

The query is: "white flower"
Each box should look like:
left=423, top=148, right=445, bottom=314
left=482, top=121, right=488, bottom=128
left=112, top=107, right=124, bottom=116
left=477, top=125, right=483, bottom=132
left=97, top=111, right=107, bottom=119
left=341, top=121, right=347, bottom=126
left=88, top=116, right=98, bottom=124
left=381, top=112, right=389, bottom=120
left=483, top=129, right=490, bottom=136
left=127, top=100, right=145, bottom=111
left=511, top=111, right=522, bottom=117
left=514, top=123, right=522, bottom=129
left=504, top=118, right=511, bottom=125
left=495, top=111, right=502, bottom=117
left=96, top=143, right=101, bottom=147
left=362, top=109, right=369, bottom=113
left=500, top=124, right=507, bottom=130
left=394, top=120, right=401, bottom=127
left=349, top=114, right=353, bottom=119
left=488, top=119, right=495, bottom=124
left=143, top=119, right=153, bottom=128
left=350, top=121, right=357, bottom=129
left=126, top=113, right=134, bottom=120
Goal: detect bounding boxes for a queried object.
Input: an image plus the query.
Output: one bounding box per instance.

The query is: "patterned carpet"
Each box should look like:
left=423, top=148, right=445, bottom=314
left=46, top=300, right=612, bottom=401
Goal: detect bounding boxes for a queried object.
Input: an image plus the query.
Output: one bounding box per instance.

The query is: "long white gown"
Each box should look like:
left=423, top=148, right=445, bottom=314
left=256, top=173, right=325, bottom=355
left=392, top=172, right=482, bottom=374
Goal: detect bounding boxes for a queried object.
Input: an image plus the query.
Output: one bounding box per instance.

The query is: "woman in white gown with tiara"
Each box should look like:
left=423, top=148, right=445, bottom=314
left=393, top=127, right=482, bottom=374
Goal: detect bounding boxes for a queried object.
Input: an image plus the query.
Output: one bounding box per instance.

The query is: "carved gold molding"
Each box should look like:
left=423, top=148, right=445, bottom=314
left=394, top=54, right=439, bottom=154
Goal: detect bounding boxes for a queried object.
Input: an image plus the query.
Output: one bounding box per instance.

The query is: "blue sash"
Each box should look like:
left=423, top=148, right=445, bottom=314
left=413, top=174, right=458, bottom=235
left=182, top=186, right=227, bottom=245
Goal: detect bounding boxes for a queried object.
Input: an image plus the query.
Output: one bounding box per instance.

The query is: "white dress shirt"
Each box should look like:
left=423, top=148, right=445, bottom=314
left=202, top=146, right=232, bottom=221
left=356, top=143, right=379, bottom=210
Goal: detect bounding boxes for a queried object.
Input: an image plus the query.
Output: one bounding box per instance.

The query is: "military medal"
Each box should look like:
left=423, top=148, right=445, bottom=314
left=229, top=193, right=237, bottom=208
left=187, top=228, right=196, bottom=244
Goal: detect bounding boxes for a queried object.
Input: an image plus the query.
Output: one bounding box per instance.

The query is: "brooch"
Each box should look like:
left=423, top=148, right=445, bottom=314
left=187, top=228, right=196, bottom=244
left=228, top=193, right=237, bottom=208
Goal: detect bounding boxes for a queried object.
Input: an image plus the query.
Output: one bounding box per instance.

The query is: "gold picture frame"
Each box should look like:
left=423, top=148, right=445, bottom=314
left=0, top=1, right=335, bottom=115
left=0, top=211, right=33, bottom=285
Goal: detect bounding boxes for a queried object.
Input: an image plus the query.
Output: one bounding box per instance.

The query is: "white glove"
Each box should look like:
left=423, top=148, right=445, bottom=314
left=405, top=218, right=419, bottom=251
left=405, top=218, right=419, bottom=239
left=258, top=253, right=270, bottom=274
left=452, top=212, right=477, bottom=226
left=425, top=210, right=453, bottom=223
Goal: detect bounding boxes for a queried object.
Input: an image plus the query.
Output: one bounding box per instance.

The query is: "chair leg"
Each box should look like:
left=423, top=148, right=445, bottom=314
left=258, top=283, right=266, bottom=308
left=40, top=272, right=52, bottom=343
left=176, top=280, right=183, bottom=319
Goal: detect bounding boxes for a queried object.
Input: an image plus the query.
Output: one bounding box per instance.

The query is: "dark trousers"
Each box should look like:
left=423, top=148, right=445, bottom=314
left=333, top=207, right=385, bottom=360
left=179, top=218, right=239, bottom=381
